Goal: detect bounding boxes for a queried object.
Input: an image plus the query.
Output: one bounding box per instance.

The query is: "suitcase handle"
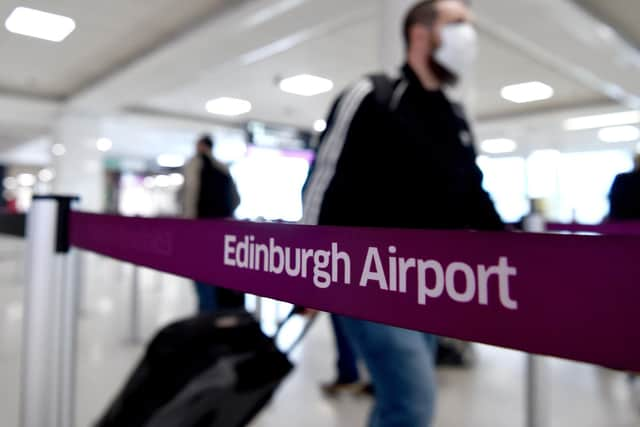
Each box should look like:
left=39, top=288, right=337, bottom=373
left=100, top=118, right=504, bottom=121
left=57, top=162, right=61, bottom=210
left=273, top=307, right=318, bottom=356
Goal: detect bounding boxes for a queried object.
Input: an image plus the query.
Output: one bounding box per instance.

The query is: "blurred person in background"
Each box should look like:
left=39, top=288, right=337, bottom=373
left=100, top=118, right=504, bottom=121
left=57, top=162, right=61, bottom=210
left=609, top=154, right=640, bottom=393
left=608, top=154, right=640, bottom=220
left=303, top=0, right=502, bottom=425
left=321, top=313, right=371, bottom=396
left=183, top=134, right=243, bottom=313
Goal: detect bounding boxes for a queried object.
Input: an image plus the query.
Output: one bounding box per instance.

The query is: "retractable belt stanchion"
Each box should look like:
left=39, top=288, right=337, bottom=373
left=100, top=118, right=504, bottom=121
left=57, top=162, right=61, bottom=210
left=59, top=248, right=80, bottom=427
left=527, top=356, right=548, bottom=427
left=21, top=196, right=78, bottom=427
left=523, top=213, right=549, bottom=427
left=129, top=265, right=142, bottom=344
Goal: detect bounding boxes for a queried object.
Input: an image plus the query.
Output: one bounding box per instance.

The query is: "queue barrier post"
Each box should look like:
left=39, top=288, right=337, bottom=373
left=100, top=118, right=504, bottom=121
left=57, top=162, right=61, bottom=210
left=129, top=265, right=143, bottom=344
left=523, top=212, right=549, bottom=427
left=526, top=355, right=549, bottom=427
left=20, top=196, right=78, bottom=427
left=59, top=248, right=80, bottom=427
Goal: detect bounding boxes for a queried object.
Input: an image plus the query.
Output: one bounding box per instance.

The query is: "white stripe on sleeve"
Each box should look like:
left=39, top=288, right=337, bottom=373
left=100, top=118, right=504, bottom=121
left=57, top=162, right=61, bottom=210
left=302, top=79, right=373, bottom=225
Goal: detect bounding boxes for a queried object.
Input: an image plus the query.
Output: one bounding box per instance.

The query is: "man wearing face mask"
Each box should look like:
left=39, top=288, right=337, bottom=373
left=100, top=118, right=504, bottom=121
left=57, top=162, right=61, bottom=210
left=303, top=0, right=502, bottom=425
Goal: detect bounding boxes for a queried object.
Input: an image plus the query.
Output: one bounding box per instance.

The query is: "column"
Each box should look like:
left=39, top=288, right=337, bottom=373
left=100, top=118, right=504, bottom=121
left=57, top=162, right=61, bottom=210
left=52, top=115, right=106, bottom=213
left=379, top=0, right=417, bottom=76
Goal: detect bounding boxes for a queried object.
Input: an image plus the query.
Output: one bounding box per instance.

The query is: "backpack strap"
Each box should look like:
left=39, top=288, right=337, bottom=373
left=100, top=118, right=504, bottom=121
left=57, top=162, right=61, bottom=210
left=368, top=73, right=409, bottom=113
left=368, top=73, right=395, bottom=112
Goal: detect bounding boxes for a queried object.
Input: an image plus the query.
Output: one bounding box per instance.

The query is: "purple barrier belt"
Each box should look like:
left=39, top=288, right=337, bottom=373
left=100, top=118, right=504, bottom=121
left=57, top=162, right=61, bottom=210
left=547, top=221, right=640, bottom=236
left=70, top=212, right=640, bottom=371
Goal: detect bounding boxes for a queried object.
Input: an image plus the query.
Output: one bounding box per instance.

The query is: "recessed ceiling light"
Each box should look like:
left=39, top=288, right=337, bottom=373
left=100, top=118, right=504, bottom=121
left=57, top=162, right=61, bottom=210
left=157, top=154, right=185, bottom=168
left=501, top=82, right=554, bottom=104
left=205, top=97, right=252, bottom=117
left=38, top=169, right=55, bottom=182
left=313, top=119, right=327, bottom=132
left=279, top=74, right=334, bottom=97
left=96, top=138, right=113, bottom=152
left=5, top=7, right=76, bottom=42
left=598, top=126, right=640, bottom=143
left=564, top=110, right=640, bottom=131
left=17, top=173, right=36, bottom=187
left=51, top=143, right=66, bottom=156
left=481, top=138, right=517, bottom=154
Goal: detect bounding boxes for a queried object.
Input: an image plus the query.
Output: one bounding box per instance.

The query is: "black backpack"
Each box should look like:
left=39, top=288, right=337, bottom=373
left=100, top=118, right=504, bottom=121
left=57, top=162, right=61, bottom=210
left=198, top=155, right=240, bottom=218
left=369, top=73, right=395, bottom=112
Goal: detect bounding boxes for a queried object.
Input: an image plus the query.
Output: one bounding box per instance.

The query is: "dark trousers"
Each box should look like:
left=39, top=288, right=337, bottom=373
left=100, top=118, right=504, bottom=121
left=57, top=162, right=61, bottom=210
left=331, top=314, right=360, bottom=383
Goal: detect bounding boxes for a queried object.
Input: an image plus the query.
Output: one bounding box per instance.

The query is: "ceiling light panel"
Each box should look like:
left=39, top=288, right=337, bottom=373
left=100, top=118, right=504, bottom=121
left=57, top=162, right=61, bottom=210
left=279, top=74, right=333, bottom=97
left=96, top=138, right=113, bottom=152
left=564, top=111, right=640, bottom=131
left=52, top=144, right=66, bottom=156
left=5, top=7, right=76, bottom=42
left=501, top=81, right=554, bottom=104
left=206, top=97, right=252, bottom=117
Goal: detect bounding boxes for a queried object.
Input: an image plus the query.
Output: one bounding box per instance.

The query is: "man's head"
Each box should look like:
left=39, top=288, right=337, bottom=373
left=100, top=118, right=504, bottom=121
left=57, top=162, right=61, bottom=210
left=404, top=0, right=475, bottom=87
left=197, top=135, right=213, bottom=155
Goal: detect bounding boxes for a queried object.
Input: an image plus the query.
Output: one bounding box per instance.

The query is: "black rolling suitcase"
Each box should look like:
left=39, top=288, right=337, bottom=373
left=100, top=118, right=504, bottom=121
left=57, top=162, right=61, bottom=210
left=95, top=308, right=316, bottom=427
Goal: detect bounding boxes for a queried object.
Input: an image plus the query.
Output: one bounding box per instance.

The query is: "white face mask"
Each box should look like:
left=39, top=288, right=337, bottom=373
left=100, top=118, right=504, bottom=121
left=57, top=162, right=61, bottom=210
left=433, top=22, right=478, bottom=83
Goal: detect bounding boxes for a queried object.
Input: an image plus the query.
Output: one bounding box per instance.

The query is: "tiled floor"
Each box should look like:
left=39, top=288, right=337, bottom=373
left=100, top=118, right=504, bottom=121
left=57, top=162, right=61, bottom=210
left=0, top=239, right=638, bottom=427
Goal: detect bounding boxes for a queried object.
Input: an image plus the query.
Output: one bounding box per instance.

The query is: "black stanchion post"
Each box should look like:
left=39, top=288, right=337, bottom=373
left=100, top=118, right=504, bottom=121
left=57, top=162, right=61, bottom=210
left=21, top=195, right=78, bottom=427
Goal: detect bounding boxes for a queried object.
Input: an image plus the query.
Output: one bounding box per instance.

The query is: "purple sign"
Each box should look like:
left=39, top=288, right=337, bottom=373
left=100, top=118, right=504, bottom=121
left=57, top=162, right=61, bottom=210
left=547, top=221, right=640, bottom=236
left=70, top=212, right=640, bottom=371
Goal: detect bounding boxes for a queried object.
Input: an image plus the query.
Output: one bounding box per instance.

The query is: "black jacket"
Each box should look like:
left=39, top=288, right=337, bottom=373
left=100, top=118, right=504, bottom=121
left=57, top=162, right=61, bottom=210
left=303, top=64, right=502, bottom=231
left=183, top=153, right=239, bottom=219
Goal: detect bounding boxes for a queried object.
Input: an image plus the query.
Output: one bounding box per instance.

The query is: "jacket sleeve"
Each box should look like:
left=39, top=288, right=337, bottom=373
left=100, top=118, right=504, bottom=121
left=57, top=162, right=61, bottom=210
left=302, top=79, right=377, bottom=225
left=182, top=157, right=201, bottom=219
left=440, top=103, right=505, bottom=231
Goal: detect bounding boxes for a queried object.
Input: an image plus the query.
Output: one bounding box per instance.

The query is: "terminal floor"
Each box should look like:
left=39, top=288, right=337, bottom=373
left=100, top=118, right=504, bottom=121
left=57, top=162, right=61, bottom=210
left=0, top=241, right=638, bottom=427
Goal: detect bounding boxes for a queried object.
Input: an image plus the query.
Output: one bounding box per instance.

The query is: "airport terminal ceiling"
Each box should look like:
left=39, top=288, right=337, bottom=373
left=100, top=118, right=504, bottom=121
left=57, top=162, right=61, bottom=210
left=1, top=2, right=639, bottom=425
left=0, top=0, right=637, bottom=160
left=574, top=0, right=640, bottom=49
